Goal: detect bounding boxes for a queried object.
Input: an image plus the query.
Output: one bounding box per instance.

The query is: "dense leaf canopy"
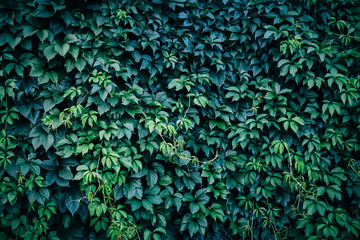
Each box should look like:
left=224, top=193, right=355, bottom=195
left=1, top=0, right=360, bottom=239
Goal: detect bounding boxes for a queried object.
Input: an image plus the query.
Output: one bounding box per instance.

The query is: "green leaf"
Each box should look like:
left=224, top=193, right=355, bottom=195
left=142, top=199, right=153, bottom=212
left=290, top=121, right=298, bottom=133
left=44, top=45, right=57, bottom=61
left=59, top=167, right=73, bottom=180
left=283, top=121, right=289, bottom=131
left=190, top=202, right=200, bottom=214
left=23, top=25, right=38, bottom=37
left=37, top=29, right=49, bottom=42
left=69, top=45, right=79, bottom=59
left=307, top=203, right=317, bottom=215
left=36, top=5, right=55, bottom=18
left=280, top=64, right=290, bottom=76
left=152, top=233, right=161, bottom=240
left=65, top=193, right=80, bottom=215
left=317, top=186, right=326, bottom=196
left=40, top=133, right=54, bottom=151
left=54, top=43, right=70, bottom=56
left=75, top=58, right=86, bottom=72
left=305, top=223, right=314, bottom=236
left=292, top=117, right=305, bottom=125
left=64, top=34, right=78, bottom=43
left=188, top=221, right=199, bottom=237
left=119, top=157, right=132, bottom=169
left=289, top=65, right=298, bottom=77
left=30, top=66, right=44, bottom=77
left=264, top=30, right=275, bottom=39
left=43, top=98, right=55, bottom=113
left=9, top=36, right=22, bottom=49
left=144, top=229, right=152, bottom=240
left=65, top=59, right=75, bottom=72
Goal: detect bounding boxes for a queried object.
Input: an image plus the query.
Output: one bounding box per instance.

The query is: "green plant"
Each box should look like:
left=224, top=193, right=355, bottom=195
left=1, top=0, right=360, bottom=239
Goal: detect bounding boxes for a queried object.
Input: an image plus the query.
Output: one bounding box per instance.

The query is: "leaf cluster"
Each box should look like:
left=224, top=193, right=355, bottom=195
left=1, top=0, right=360, bottom=239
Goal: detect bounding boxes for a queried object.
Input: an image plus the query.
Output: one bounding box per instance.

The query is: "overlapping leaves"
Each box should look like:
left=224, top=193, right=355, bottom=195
left=1, top=0, right=360, bottom=239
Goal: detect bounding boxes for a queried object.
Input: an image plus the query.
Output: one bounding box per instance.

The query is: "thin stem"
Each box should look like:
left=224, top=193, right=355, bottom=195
left=283, top=141, right=308, bottom=193
left=349, top=162, right=360, bottom=178
left=78, top=91, right=90, bottom=105
left=270, top=221, right=278, bottom=240
left=330, top=31, right=360, bottom=40
left=91, top=153, right=103, bottom=199
left=176, top=97, right=191, bottom=132
left=284, top=143, right=293, bottom=175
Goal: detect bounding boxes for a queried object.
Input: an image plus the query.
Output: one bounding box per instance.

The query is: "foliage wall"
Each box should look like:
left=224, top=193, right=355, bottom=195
left=1, top=0, right=360, bottom=239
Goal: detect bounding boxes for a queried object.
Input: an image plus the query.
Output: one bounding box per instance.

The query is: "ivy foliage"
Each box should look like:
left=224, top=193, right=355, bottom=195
left=1, top=0, right=360, bottom=239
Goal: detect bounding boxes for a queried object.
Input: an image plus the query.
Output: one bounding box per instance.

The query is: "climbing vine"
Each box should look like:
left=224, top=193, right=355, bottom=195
left=1, top=0, right=360, bottom=239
